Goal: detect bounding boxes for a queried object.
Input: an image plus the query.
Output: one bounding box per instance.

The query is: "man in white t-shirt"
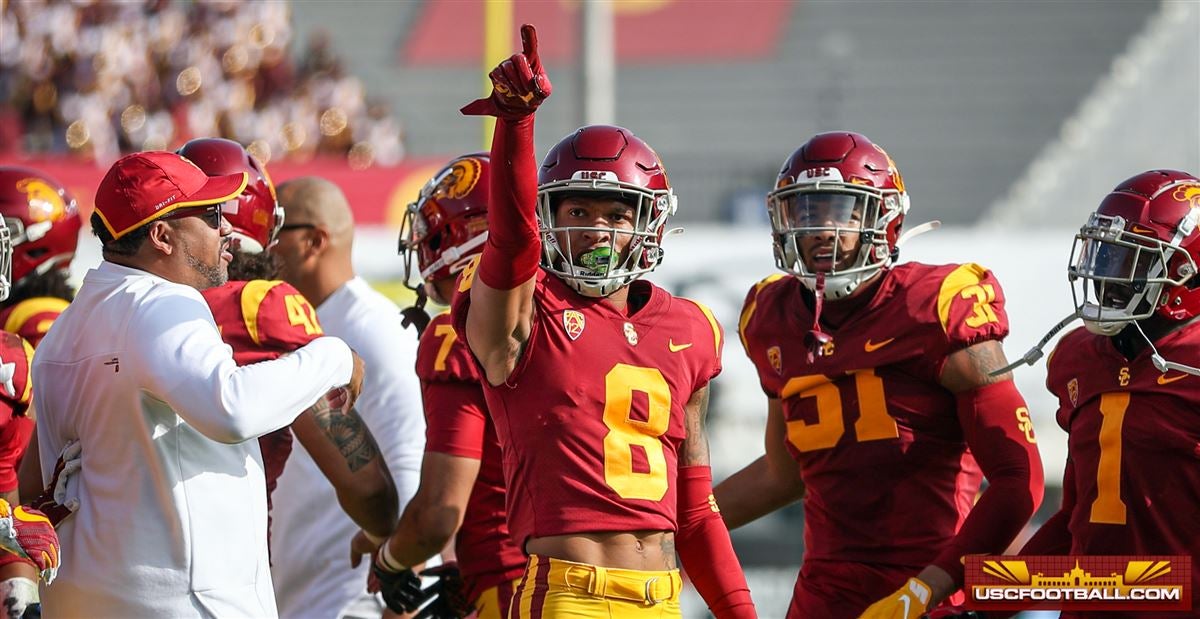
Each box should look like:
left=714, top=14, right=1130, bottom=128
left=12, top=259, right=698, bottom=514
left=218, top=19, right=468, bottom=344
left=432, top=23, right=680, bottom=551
left=269, top=176, right=424, bottom=619
left=34, top=152, right=365, bottom=618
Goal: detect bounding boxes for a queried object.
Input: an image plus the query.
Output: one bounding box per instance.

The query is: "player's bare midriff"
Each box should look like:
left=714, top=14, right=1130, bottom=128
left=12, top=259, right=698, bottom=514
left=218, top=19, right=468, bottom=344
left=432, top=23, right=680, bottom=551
left=526, top=530, right=677, bottom=571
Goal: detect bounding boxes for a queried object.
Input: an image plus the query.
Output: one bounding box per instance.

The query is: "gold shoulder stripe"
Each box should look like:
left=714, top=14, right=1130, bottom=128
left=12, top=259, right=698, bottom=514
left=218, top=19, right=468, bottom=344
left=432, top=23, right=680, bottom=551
left=4, top=297, right=69, bottom=336
left=240, top=280, right=287, bottom=346
left=937, top=263, right=989, bottom=333
left=19, top=337, right=34, bottom=405
left=738, top=274, right=785, bottom=351
left=681, top=297, right=722, bottom=354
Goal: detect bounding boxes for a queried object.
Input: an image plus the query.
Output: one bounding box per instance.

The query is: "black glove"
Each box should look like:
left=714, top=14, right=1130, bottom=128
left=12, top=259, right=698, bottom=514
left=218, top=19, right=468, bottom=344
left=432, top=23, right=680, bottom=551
left=400, top=285, right=432, bottom=336
left=372, top=561, right=425, bottom=614
left=414, top=562, right=471, bottom=619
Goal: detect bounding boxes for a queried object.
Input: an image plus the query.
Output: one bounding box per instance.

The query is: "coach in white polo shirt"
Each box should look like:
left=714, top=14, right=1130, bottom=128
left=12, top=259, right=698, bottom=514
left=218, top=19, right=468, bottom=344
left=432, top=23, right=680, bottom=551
left=269, top=177, right=424, bottom=619
left=33, top=152, right=365, bottom=618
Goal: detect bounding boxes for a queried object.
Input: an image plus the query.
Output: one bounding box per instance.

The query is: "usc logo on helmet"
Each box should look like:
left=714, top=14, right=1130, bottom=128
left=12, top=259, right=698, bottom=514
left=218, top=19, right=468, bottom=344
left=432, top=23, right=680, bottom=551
left=1171, top=184, right=1200, bottom=208
left=14, top=178, right=65, bottom=223
left=440, top=158, right=482, bottom=200
left=871, top=144, right=906, bottom=194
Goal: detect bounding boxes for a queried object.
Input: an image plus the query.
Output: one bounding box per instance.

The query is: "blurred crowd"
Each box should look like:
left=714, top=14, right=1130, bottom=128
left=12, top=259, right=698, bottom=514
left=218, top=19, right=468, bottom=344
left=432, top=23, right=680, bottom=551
left=0, top=0, right=404, bottom=168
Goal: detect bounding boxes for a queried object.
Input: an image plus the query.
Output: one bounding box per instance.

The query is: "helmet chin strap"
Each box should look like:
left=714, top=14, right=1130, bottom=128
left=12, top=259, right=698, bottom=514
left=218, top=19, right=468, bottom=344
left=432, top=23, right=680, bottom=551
left=988, top=310, right=1200, bottom=378
left=804, top=273, right=833, bottom=363
left=988, top=311, right=1080, bottom=377
left=895, top=220, right=940, bottom=248
left=1132, top=319, right=1200, bottom=376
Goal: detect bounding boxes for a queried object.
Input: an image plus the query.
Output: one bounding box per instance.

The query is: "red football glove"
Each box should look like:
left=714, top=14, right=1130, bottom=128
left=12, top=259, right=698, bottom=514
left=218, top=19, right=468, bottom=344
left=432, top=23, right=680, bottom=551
left=0, top=499, right=60, bottom=584
left=27, top=439, right=82, bottom=527
left=460, top=24, right=552, bottom=120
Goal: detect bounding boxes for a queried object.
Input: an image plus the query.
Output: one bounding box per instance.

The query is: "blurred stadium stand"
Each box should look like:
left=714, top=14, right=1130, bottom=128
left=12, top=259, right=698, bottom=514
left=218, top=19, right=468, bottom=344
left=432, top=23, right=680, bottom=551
left=1, top=0, right=404, bottom=167
left=292, top=0, right=1166, bottom=226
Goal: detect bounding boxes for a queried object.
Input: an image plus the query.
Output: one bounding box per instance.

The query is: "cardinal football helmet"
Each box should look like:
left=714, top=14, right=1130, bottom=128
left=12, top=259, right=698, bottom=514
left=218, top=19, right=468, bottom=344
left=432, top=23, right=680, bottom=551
left=398, top=153, right=490, bottom=297
left=177, top=138, right=282, bottom=254
left=1070, top=169, right=1200, bottom=335
left=0, top=166, right=79, bottom=293
left=537, top=125, right=677, bottom=297
left=768, top=132, right=909, bottom=299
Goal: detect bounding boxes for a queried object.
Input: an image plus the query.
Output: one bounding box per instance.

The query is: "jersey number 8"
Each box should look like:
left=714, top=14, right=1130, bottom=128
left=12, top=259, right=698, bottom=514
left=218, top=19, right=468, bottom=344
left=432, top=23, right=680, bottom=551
left=603, top=364, right=671, bottom=501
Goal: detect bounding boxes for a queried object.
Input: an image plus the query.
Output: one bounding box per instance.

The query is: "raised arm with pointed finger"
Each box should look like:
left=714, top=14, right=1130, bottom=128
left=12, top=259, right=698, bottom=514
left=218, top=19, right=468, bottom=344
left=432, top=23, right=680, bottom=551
left=459, top=24, right=551, bottom=387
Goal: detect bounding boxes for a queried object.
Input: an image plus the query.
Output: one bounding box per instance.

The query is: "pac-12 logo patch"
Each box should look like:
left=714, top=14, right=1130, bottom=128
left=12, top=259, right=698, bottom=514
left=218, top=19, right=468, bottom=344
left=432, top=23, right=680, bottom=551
left=563, top=310, right=585, bottom=341
left=767, top=345, right=782, bottom=375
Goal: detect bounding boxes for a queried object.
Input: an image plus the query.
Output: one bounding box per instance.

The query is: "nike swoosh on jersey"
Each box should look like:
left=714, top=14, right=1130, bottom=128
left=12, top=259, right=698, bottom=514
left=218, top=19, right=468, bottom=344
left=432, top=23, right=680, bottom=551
left=668, top=340, right=692, bottom=352
left=1158, top=373, right=1187, bottom=385
left=864, top=338, right=895, bottom=352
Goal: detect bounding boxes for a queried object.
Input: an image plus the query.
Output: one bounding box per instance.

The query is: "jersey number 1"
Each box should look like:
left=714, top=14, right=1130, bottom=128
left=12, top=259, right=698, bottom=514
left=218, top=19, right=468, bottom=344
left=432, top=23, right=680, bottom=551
left=603, top=364, right=671, bottom=501
left=1091, top=392, right=1128, bottom=524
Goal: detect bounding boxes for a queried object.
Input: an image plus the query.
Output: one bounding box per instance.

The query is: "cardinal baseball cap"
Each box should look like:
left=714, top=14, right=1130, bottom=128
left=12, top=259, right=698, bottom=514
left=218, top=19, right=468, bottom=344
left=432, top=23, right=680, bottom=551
left=94, top=151, right=248, bottom=241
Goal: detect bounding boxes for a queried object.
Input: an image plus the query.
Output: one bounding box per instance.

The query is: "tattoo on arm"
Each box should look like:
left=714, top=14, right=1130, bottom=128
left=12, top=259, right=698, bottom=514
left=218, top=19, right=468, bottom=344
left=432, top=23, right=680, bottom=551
left=965, top=341, right=1012, bottom=385
left=309, top=395, right=379, bottom=472
left=680, top=386, right=711, bottom=467
left=943, top=340, right=1012, bottom=392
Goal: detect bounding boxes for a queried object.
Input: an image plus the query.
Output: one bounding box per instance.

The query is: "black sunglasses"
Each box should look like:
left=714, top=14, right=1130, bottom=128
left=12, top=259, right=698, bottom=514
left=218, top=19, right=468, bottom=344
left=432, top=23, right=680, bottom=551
left=164, top=204, right=223, bottom=229
left=279, top=223, right=316, bottom=232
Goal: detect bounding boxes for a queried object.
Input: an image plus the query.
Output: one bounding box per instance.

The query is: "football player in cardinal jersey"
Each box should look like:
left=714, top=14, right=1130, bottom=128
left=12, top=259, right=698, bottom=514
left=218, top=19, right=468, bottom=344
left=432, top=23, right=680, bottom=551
left=376, top=24, right=757, bottom=619
left=0, top=167, right=81, bottom=515
left=177, top=138, right=397, bottom=542
left=0, top=166, right=81, bottom=348
left=357, top=153, right=527, bottom=619
left=1015, top=170, right=1200, bottom=616
left=712, top=131, right=1044, bottom=619
left=0, top=187, right=64, bottom=614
